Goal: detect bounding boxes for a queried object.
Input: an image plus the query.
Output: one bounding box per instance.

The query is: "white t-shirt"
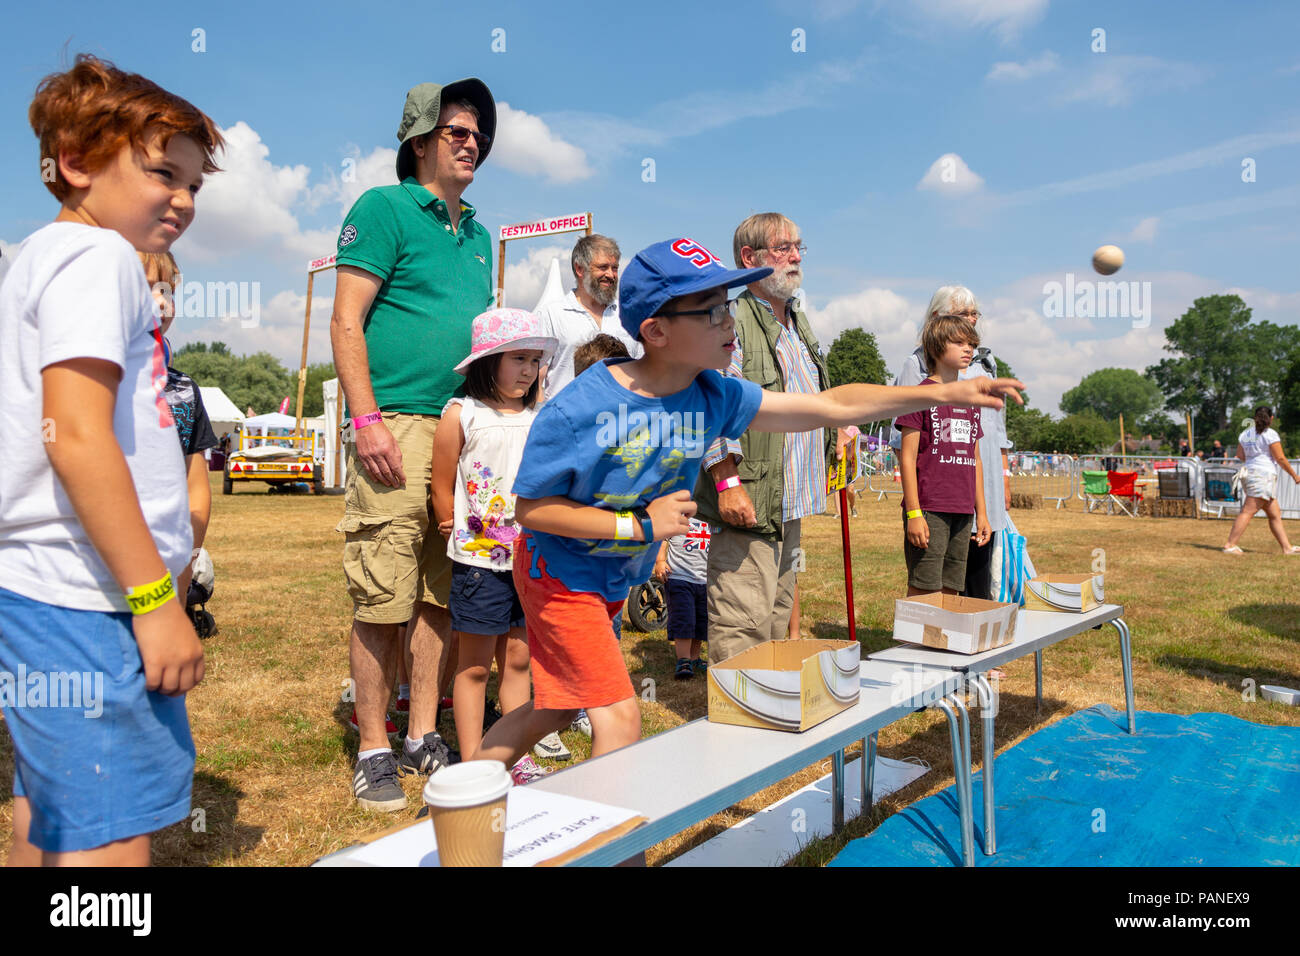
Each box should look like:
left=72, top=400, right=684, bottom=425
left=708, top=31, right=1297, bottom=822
left=536, top=290, right=642, bottom=398
left=445, top=397, right=536, bottom=570
left=0, top=222, right=192, bottom=611
left=1239, top=426, right=1281, bottom=473
left=664, top=518, right=711, bottom=584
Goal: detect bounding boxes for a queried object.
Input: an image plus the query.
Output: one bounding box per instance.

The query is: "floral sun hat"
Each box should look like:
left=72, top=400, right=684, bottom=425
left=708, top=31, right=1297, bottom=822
left=453, top=307, right=559, bottom=375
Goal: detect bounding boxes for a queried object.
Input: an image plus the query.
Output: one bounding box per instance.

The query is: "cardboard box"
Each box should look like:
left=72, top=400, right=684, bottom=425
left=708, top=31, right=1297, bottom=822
left=1023, top=573, right=1104, bottom=613
left=893, top=593, right=1019, bottom=655
left=707, top=639, right=861, bottom=732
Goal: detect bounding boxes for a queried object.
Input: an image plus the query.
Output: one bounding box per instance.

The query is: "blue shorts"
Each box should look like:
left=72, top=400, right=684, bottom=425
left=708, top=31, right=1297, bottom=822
left=665, top=577, right=707, bottom=644
left=0, top=586, right=194, bottom=853
left=449, top=562, right=525, bottom=635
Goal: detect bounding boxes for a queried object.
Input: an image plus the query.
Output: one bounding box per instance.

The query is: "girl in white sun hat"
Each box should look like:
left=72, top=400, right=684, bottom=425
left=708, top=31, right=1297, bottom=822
left=431, top=308, right=561, bottom=783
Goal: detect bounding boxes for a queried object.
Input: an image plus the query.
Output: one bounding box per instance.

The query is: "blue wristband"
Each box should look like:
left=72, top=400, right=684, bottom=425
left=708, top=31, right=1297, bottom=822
left=632, top=506, right=654, bottom=544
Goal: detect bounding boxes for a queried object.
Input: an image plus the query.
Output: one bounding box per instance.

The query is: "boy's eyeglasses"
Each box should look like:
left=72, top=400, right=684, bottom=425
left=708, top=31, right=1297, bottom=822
left=659, top=299, right=738, bottom=327
left=432, top=124, right=491, bottom=151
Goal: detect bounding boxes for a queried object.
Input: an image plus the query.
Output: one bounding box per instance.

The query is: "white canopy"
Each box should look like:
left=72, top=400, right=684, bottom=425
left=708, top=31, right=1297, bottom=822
left=533, top=257, right=566, bottom=312
left=199, top=386, right=243, bottom=423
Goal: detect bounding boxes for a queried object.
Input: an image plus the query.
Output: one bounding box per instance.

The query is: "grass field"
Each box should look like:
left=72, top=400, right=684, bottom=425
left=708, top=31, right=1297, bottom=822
left=2, top=472, right=1298, bottom=866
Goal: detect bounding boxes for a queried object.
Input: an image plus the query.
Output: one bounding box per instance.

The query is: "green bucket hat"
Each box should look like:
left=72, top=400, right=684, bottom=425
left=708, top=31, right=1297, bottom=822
left=395, top=78, right=496, bottom=181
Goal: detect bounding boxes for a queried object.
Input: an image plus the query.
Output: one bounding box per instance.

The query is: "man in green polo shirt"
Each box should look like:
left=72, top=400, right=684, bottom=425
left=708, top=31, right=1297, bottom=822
left=330, top=78, right=495, bottom=811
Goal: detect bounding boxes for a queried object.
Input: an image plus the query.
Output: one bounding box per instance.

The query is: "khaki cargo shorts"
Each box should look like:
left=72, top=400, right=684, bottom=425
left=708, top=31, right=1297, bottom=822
left=338, top=412, right=452, bottom=624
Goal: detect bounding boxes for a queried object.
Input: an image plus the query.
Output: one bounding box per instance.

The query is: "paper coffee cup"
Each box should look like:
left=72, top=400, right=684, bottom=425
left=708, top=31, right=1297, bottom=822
left=423, top=760, right=512, bottom=867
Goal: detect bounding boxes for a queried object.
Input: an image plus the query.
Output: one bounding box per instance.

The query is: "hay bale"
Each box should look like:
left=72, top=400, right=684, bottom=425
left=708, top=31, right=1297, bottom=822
left=1011, top=492, right=1043, bottom=510
left=1151, top=497, right=1198, bottom=518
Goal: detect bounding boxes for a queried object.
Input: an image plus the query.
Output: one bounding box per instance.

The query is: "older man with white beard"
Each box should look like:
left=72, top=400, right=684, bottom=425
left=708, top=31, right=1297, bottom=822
left=537, top=233, right=641, bottom=399
left=695, top=213, right=834, bottom=664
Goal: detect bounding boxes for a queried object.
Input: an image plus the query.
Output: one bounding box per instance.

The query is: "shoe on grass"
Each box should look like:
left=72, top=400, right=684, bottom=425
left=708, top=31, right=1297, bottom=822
left=353, top=752, right=407, bottom=812
left=674, top=658, right=694, bottom=680
left=398, top=732, right=453, bottom=776
left=691, top=657, right=708, bottom=675
left=570, top=710, right=592, bottom=738
left=533, top=731, right=571, bottom=760
left=349, top=707, right=397, bottom=737
left=510, top=754, right=553, bottom=785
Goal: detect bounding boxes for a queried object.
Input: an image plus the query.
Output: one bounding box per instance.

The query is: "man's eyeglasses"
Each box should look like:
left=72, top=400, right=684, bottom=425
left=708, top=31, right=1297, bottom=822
left=432, top=124, right=491, bottom=151
left=659, top=299, right=738, bottom=327
left=761, top=242, right=807, bottom=259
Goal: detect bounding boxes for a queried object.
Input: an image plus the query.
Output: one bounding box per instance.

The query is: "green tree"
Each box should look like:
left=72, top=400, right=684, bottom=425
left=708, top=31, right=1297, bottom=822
left=826, top=328, right=888, bottom=387
left=1060, top=367, right=1162, bottom=422
left=1035, top=412, right=1114, bottom=456
left=1146, top=294, right=1290, bottom=434
left=994, top=357, right=1040, bottom=449
left=1278, top=347, right=1300, bottom=449
left=172, top=343, right=293, bottom=417
left=301, top=362, right=337, bottom=418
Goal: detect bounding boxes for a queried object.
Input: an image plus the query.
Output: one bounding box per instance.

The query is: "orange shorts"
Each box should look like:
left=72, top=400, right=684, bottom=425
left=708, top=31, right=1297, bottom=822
left=513, top=536, right=633, bottom=711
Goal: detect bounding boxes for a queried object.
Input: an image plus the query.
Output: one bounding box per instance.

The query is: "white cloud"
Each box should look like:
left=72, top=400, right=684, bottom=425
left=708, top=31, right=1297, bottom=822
left=987, top=50, right=1060, bottom=82
left=311, top=145, right=398, bottom=217
left=0, top=238, right=18, bottom=287
left=494, top=103, right=593, bottom=184
left=1057, top=55, right=1203, bottom=108
left=168, top=287, right=336, bottom=369
left=175, top=121, right=337, bottom=266
left=804, top=287, right=921, bottom=377
left=1128, top=217, right=1159, bottom=242
left=917, top=153, right=986, bottom=194
left=500, top=243, right=571, bottom=311
left=902, top=0, right=1049, bottom=41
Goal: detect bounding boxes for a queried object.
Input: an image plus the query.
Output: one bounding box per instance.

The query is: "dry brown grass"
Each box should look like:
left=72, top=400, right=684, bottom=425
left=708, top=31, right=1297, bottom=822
left=1, top=474, right=1296, bottom=866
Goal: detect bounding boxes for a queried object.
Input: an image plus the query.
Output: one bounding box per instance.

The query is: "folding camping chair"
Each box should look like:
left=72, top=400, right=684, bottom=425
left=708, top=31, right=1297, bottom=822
left=1107, top=470, right=1144, bottom=517
left=1082, top=469, right=1112, bottom=513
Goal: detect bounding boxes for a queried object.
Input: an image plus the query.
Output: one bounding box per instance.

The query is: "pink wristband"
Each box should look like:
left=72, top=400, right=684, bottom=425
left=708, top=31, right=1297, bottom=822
left=716, top=476, right=741, bottom=492
left=352, top=411, right=383, bottom=430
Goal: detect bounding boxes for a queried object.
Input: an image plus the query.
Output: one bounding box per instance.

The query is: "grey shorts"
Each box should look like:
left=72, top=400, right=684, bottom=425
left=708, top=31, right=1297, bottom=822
left=903, top=511, right=972, bottom=592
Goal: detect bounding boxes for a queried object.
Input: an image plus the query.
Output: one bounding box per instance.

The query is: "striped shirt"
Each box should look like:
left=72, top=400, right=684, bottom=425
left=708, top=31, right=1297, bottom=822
left=704, top=296, right=825, bottom=521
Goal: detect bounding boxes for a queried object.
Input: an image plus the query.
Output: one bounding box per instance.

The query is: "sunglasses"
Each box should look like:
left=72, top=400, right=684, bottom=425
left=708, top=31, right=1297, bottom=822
left=432, top=124, right=491, bottom=151
left=659, top=299, right=738, bottom=327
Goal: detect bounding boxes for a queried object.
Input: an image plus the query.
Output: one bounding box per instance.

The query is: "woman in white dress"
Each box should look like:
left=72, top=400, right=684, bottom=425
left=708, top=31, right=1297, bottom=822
left=1223, top=406, right=1300, bottom=554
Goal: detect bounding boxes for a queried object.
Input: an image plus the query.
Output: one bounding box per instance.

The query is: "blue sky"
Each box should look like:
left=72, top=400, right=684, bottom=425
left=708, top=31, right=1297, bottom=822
left=3, top=0, right=1298, bottom=414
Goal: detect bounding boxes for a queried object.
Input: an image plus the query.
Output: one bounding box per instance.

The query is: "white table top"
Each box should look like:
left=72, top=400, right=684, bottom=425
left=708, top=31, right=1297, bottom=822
left=315, top=659, right=962, bottom=867
left=866, top=603, right=1125, bottom=673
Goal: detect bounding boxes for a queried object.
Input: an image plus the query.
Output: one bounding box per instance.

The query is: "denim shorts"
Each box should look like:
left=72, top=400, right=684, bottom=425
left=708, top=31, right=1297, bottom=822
left=449, top=562, right=525, bottom=635
left=665, top=577, right=708, bottom=643
left=0, top=586, right=195, bottom=852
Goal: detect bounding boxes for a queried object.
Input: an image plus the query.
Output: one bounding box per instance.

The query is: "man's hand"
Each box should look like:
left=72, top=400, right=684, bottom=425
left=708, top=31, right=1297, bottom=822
left=646, top=490, right=696, bottom=541
left=973, top=516, right=992, bottom=547
left=718, top=484, right=757, bottom=528
left=906, top=515, right=929, bottom=549
left=943, top=377, right=1025, bottom=410
left=134, top=600, right=205, bottom=696
left=355, top=418, right=406, bottom=487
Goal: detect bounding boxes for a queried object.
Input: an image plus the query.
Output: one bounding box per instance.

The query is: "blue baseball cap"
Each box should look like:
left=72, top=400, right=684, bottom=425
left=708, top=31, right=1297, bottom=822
left=618, top=238, right=773, bottom=341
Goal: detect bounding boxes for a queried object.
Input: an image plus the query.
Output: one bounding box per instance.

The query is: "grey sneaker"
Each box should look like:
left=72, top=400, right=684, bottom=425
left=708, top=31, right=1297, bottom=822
left=533, top=731, right=572, bottom=761
left=398, top=732, right=453, bottom=776
left=570, top=710, right=592, bottom=738
left=353, top=752, right=407, bottom=812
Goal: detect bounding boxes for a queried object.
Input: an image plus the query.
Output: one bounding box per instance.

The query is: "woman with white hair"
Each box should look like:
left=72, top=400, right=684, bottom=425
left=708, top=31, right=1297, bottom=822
left=1223, top=405, right=1300, bottom=554
left=890, top=286, right=1013, bottom=600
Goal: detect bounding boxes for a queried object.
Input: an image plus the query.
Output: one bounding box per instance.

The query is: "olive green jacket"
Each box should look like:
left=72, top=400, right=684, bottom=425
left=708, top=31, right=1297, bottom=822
left=694, top=290, right=834, bottom=539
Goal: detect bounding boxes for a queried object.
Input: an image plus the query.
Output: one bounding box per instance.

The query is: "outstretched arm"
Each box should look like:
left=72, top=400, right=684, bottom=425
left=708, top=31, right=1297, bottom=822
left=750, top=377, right=1024, bottom=434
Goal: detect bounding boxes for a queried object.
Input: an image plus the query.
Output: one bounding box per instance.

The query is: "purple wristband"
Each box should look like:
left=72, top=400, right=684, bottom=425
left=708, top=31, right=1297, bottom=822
left=352, top=411, right=383, bottom=430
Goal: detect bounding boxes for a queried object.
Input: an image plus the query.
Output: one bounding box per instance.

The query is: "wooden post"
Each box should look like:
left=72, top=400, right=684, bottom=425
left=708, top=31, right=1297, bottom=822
left=1119, top=412, right=1126, bottom=464
left=585, top=212, right=592, bottom=237
left=334, top=381, right=344, bottom=490
left=1185, top=411, right=1194, bottom=453
left=496, top=238, right=506, bottom=306
left=295, top=270, right=314, bottom=438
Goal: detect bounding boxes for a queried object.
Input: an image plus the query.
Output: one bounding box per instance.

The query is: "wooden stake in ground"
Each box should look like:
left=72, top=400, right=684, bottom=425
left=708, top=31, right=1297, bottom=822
left=1119, top=412, right=1126, bottom=464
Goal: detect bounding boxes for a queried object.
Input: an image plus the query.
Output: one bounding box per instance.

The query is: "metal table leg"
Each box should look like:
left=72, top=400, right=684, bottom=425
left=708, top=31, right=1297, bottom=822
left=1111, top=617, right=1136, bottom=734
left=936, top=695, right=975, bottom=867
left=1034, top=649, right=1043, bottom=715
left=974, top=674, right=997, bottom=855
left=862, top=732, right=877, bottom=811
left=831, top=748, right=845, bottom=832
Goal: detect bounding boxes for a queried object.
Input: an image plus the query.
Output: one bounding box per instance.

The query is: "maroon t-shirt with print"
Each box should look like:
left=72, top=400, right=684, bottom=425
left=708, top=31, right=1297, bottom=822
left=896, top=378, right=983, bottom=514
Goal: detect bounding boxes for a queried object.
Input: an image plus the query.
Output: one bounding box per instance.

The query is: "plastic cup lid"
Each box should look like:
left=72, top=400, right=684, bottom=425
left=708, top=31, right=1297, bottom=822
left=422, top=759, right=512, bottom=808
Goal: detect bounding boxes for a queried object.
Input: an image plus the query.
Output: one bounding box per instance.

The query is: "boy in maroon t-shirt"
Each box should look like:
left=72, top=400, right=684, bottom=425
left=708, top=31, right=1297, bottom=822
left=896, top=315, right=990, bottom=595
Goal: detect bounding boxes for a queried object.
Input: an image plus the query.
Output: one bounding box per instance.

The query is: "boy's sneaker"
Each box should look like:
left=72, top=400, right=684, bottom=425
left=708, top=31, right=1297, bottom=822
left=533, top=731, right=571, bottom=760
left=510, top=754, right=553, bottom=785
left=570, top=710, right=592, bottom=738
left=691, top=658, right=708, bottom=675
left=394, top=695, right=410, bottom=714
left=353, top=752, right=407, bottom=812
left=483, top=699, right=503, bottom=733
left=674, top=658, right=694, bottom=680
left=349, top=708, right=398, bottom=737
left=398, top=732, right=453, bottom=776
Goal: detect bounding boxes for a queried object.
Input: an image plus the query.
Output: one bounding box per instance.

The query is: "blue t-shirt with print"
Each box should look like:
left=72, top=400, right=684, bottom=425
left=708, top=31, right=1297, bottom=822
left=512, top=358, right=763, bottom=600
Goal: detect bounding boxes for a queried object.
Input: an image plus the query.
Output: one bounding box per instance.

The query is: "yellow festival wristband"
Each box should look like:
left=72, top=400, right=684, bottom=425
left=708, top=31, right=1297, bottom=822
left=125, top=572, right=176, bottom=615
left=905, top=509, right=923, bottom=520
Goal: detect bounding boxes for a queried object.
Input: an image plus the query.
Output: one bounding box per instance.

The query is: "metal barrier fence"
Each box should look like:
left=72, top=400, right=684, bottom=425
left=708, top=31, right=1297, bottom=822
left=863, top=447, right=902, bottom=498
left=1008, top=451, right=1075, bottom=508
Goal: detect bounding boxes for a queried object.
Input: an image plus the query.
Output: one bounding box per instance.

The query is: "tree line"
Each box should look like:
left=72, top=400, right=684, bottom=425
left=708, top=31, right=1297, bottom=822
left=172, top=342, right=336, bottom=419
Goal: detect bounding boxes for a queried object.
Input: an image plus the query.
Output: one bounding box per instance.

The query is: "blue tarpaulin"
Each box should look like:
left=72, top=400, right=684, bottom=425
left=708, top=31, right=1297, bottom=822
left=830, top=704, right=1300, bottom=866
